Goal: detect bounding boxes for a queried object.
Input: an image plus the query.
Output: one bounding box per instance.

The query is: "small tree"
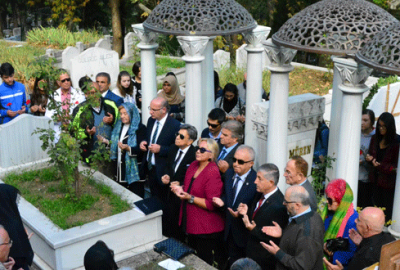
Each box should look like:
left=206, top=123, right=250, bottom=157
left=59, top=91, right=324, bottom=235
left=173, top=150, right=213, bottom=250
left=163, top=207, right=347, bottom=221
left=33, top=60, right=109, bottom=198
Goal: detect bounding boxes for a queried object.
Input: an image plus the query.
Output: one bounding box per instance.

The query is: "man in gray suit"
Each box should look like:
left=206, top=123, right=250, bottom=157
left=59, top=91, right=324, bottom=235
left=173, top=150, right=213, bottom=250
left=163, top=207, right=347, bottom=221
left=284, top=156, right=318, bottom=211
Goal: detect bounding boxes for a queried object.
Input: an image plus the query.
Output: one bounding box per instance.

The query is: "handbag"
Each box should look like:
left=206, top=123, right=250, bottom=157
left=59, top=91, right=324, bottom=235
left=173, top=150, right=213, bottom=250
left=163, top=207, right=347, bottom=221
left=154, top=238, right=194, bottom=260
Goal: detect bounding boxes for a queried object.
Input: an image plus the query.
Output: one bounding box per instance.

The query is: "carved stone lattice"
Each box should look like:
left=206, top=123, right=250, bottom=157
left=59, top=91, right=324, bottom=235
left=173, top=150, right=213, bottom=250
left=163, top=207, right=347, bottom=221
left=143, top=0, right=257, bottom=36
left=272, top=0, right=398, bottom=56
left=356, top=23, right=400, bottom=76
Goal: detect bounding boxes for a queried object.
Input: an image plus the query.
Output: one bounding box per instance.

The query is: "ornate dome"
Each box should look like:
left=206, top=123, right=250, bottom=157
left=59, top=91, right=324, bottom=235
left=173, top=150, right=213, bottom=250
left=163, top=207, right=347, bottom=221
left=356, top=23, right=400, bottom=75
left=143, top=0, right=257, bottom=36
left=272, top=0, right=398, bottom=56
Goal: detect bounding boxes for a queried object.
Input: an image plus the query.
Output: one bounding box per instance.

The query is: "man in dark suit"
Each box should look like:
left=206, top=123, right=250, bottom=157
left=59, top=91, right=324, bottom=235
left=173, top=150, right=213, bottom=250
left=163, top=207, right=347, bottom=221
left=201, top=108, right=226, bottom=146
left=161, top=124, right=197, bottom=239
left=284, top=156, right=318, bottom=211
left=237, top=163, right=288, bottom=269
left=217, top=120, right=243, bottom=176
left=140, top=97, right=181, bottom=202
left=212, top=145, right=258, bottom=268
left=96, top=72, right=124, bottom=107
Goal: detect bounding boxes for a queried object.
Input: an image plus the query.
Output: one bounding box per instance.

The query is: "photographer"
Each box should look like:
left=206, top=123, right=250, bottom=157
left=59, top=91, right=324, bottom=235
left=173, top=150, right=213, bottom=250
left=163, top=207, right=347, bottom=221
left=321, top=179, right=358, bottom=269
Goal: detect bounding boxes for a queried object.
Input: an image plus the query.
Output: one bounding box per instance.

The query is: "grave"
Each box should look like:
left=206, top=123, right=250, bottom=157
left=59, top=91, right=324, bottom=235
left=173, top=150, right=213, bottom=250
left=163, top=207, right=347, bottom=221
left=123, top=32, right=138, bottom=59
left=61, top=46, right=80, bottom=72
left=70, top=47, right=119, bottom=90
left=236, top=44, right=270, bottom=71
left=213, top=49, right=230, bottom=71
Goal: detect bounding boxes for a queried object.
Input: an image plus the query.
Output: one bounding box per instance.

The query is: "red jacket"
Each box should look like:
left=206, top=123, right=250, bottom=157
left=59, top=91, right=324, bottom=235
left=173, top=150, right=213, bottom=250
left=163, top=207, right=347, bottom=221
left=368, top=135, right=399, bottom=189
left=179, top=161, right=225, bottom=235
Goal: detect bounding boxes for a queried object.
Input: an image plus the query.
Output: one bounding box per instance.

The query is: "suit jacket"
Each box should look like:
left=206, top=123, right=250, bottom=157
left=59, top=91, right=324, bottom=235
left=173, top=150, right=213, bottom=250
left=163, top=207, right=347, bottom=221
left=246, top=189, right=289, bottom=270
left=302, top=179, right=318, bottom=211
left=165, top=145, right=197, bottom=185
left=142, top=115, right=181, bottom=183
left=201, top=127, right=222, bottom=150
left=223, top=168, right=257, bottom=248
left=105, top=89, right=124, bottom=107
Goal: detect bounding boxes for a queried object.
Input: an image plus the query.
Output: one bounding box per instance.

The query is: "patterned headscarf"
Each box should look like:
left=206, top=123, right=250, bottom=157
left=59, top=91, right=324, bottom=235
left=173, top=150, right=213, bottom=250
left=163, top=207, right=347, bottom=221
left=110, top=102, right=140, bottom=184
left=157, top=75, right=184, bottom=105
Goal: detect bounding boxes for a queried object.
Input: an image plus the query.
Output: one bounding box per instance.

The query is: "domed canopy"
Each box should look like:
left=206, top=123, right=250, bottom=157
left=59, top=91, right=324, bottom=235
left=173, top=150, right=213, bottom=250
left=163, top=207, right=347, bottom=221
left=355, top=23, right=400, bottom=75
left=272, top=0, right=398, bottom=56
left=143, top=0, right=257, bottom=36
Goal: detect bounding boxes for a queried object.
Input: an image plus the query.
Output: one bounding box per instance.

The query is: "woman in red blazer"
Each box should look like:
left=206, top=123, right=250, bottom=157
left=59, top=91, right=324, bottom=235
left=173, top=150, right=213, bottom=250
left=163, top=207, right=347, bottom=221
left=172, top=138, right=225, bottom=267
left=366, top=112, right=399, bottom=222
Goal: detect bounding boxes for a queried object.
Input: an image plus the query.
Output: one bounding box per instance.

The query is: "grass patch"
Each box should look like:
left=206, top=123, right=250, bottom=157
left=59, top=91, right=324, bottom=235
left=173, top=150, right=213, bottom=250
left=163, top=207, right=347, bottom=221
left=120, top=57, right=186, bottom=77
left=26, top=27, right=103, bottom=50
left=2, top=167, right=131, bottom=230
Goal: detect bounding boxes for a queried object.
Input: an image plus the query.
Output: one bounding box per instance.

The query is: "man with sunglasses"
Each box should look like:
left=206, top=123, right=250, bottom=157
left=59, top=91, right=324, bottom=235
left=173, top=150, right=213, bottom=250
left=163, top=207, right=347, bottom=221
left=45, top=69, right=85, bottom=143
left=212, top=145, right=258, bottom=268
left=140, top=97, right=181, bottom=203
left=261, top=185, right=324, bottom=270
left=161, top=124, right=197, bottom=240
left=201, top=108, right=226, bottom=147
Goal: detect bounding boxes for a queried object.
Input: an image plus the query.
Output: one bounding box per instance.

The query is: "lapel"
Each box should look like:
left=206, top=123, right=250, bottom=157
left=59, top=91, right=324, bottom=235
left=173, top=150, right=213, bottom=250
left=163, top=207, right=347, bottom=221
left=253, top=189, right=282, bottom=219
left=233, top=168, right=255, bottom=208
left=174, top=145, right=196, bottom=176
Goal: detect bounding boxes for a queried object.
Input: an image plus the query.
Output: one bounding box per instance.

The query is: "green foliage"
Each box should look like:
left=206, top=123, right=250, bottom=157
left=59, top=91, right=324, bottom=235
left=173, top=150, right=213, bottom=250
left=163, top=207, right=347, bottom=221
left=26, top=26, right=103, bottom=49
left=310, top=155, right=336, bottom=202
left=121, top=57, right=185, bottom=76
left=363, top=76, right=400, bottom=110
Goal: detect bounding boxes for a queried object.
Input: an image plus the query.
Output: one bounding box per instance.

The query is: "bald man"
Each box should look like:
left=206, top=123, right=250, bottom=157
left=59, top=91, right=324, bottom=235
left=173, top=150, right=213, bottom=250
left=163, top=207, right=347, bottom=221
left=324, top=207, right=395, bottom=270
left=261, top=185, right=325, bottom=270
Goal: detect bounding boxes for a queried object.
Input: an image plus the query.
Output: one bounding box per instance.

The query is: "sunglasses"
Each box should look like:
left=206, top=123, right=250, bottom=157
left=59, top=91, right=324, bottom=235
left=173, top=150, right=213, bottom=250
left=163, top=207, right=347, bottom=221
left=207, top=121, right=220, bottom=129
left=327, top=197, right=333, bottom=205
left=198, top=147, right=212, bottom=154
left=61, top=78, right=71, bottom=83
left=233, top=157, right=253, bottom=165
left=175, top=132, right=185, bottom=140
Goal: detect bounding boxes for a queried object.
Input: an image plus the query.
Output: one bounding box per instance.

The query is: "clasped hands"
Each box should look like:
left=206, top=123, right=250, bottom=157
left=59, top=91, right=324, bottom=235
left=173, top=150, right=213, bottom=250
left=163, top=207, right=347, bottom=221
left=170, top=183, right=191, bottom=200
left=139, top=141, right=161, bottom=154
left=7, top=106, right=26, bottom=118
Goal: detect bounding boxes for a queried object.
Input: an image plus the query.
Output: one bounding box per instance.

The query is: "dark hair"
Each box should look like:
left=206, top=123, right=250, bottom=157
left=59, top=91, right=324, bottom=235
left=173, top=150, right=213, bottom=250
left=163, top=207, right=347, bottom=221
left=96, top=72, right=111, bottom=84
left=84, top=240, right=118, bottom=270
left=0, top=63, right=14, bottom=76
left=208, top=108, right=226, bottom=124
left=132, top=61, right=141, bottom=77
left=79, top=76, right=93, bottom=92
left=362, top=109, right=375, bottom=127
left=230, top=258, right=262, bottom=270
left=376, top=112, right=397, bottom=146
left=30, top=77, right=49, bottom=114
left=117, top=71, right=133, bottom=96
left=220, top=83, right=239, bottom=113
left=214, top=70, right=220, bottom=95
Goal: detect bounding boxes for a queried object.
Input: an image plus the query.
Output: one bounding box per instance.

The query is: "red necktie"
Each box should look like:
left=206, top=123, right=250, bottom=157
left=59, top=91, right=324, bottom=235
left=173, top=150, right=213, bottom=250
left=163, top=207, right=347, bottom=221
left=252, top=197, right=265, bottom=219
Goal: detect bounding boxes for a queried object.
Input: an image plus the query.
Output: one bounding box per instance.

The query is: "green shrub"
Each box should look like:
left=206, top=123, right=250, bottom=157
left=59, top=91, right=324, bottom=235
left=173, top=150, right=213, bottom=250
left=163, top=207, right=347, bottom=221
left=26, top=26, right=103, bottom=49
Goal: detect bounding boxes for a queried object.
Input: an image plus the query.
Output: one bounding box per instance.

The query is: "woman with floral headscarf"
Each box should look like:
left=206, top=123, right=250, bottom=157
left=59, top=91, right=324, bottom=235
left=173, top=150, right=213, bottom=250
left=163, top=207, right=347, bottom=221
left=320, top=179, right=358, bottom=269
left=158, top=75, right=185, bottom=122
left=100, top=102, right=146, bottom=197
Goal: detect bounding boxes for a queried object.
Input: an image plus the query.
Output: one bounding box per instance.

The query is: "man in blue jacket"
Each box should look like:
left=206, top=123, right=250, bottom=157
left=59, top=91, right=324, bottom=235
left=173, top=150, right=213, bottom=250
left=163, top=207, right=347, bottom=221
left=0, top=63, right=27, bottom=124
left=96, top=72, right=123, bottom=107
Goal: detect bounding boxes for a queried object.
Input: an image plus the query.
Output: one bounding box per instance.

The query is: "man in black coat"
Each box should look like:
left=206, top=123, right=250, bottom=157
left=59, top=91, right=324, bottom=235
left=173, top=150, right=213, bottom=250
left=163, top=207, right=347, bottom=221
left=161, top=124, right=197, bottom=240
left=237, top=163, right=288, bottom=269
left=140, top=97, right=181, bottom=202
left=212, top=145, right=258, bottom=268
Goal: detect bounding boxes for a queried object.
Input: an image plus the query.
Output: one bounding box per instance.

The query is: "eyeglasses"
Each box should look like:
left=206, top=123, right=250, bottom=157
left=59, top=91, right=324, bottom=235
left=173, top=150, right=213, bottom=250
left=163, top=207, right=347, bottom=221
left=233, top=157, right=253, bottom=165
left=0, top=239, right=12, bottom=247
left=198, top=147, right=212, bottom=154
left=207, top=121, right=220, bottom=129
left=283, top=199, right=297, bottom=205
left=327, top=197, right=333, bottom=205
left=61, top=78, right=71, bottom=83
left=175, top=132, right=185, bottom=140
left=148, top=106, right=162, bottom=112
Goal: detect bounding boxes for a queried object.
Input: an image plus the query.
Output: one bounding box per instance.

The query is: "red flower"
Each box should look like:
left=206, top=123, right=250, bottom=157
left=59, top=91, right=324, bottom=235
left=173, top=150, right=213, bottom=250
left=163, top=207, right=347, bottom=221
left=7, top=103, right=12, bottom=106
left=360, top=150, right=363, bottom=155
left=26, top=100, right=31, bottom=105
left=75, top=101, right=79, bottom=104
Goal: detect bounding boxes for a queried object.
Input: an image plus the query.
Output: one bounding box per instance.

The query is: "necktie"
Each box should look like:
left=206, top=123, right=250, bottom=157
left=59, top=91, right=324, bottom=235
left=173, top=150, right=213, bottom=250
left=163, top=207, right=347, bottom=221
left=172, top=150, right=183, bottom=172
left=147, top=121, right=160, bottom=170
left=232, top=176, right=241, bottom=204
left=218, top=149, right=227, bottom=160
left=252, top=197, right=265, bottom=219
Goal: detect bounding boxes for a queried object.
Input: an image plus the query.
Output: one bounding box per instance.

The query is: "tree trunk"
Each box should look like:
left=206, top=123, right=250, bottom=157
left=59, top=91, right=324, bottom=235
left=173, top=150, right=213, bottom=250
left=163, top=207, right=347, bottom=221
left=110, top=0, right=123, bottom=58
left=74, top=167, right=81, bottom=198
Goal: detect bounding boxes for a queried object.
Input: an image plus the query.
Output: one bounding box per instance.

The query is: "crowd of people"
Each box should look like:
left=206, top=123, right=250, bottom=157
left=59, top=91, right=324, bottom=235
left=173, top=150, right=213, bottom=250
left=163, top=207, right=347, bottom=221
left=0, top=61, right=398, bottom=270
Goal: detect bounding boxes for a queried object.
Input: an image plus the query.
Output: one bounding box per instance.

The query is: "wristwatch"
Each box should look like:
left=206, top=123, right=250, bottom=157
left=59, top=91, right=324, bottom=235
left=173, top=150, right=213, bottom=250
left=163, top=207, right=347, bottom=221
left=188, top=195, right=195, bottom=204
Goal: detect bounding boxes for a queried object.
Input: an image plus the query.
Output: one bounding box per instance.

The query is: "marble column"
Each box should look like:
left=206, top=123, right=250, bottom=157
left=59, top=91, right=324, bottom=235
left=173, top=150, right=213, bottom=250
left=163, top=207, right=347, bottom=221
left=132, top=24, right=158, bottom=124
left=389, top=159, right=400, bottom=237
left=178, top=36, right=209, bottom=134
left=243, top=26, right=271, bottom=165
left=201, top=37, right=215, bottom=131
left=326, top=56, right=344, bottom=181
left=263, top=38, right=297, bottom=191
left=335, top=58, right=372, bottom=205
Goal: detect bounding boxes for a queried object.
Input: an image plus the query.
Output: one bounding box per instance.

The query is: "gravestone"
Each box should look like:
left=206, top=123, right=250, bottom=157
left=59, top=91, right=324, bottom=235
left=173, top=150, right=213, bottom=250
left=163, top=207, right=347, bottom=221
left=123, top=32, right=138, bottom=59
left=95, top=38, right=112, bottom=50
left=62, top=46, right=79, bottom=72
left=70, top=47, right=119, bottom=90
left=13, top=27, right=21, bottom=37
left=0, top=114, right=51, bottom=170
left=236, top=44, right=270, bottom=71
left=76, top=42, right=85, bottom=53
left=251, top=93, right=325, bottom=176
left=213, top=50, right=230, bottom=71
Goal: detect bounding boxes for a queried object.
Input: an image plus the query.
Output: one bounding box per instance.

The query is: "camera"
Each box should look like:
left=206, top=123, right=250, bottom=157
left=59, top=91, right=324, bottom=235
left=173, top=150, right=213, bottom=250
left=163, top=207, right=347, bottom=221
left=326, top=237, right=349, bottom=252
